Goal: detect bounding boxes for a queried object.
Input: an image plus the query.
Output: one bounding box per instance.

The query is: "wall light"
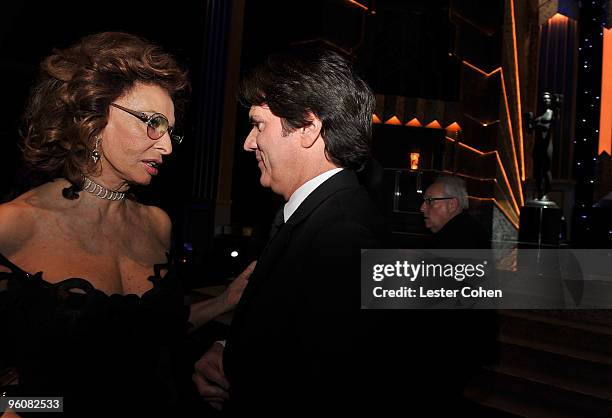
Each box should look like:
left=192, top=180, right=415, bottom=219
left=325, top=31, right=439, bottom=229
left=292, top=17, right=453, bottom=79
left=410, top=152, right=420, bottom=170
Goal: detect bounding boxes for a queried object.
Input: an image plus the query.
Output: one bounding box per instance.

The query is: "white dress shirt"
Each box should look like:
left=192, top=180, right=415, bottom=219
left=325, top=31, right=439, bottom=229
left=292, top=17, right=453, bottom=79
left=283, top=168, right=344, bottom=222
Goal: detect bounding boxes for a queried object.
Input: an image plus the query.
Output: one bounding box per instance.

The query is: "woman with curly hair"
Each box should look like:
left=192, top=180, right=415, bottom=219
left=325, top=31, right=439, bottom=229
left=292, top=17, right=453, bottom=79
left=0, top=32, right=253, bottom=417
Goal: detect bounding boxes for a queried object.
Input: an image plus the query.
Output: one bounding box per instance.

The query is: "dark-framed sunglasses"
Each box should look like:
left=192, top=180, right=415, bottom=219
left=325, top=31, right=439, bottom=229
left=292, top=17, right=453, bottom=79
left=110, top=103, right=183, bottom=144
left=422, top=197, right=455, bottom=206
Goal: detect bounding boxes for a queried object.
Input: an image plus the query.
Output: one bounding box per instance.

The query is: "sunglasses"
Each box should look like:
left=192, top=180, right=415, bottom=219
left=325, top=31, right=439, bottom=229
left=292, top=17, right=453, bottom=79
left=422, top=197, right=455, bottom=206
left=110, top=103, right=183, bottom=144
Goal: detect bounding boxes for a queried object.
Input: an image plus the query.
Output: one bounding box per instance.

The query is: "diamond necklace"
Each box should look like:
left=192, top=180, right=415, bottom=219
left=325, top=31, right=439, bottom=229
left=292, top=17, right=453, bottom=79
left=81, top=176, right=125, bottom=201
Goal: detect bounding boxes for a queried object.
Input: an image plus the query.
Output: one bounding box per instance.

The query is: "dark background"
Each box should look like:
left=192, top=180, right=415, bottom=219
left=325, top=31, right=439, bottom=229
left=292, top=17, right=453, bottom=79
left=0, top=1, right=205, bottom=209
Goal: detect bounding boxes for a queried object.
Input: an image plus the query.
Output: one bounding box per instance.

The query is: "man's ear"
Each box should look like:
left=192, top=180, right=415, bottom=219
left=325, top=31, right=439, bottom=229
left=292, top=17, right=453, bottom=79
left=449, top=197, right=459, bottom=212
left=299, top=114, right=322, bottom=148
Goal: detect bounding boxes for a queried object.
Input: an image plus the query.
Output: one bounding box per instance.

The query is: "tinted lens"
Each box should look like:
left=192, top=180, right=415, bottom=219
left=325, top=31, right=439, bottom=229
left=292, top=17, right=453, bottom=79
left=147, top=114, right=169, bottom=140
left=169, top=127, right=183, bottom=144
left=171, top=134, right=183, bottom=144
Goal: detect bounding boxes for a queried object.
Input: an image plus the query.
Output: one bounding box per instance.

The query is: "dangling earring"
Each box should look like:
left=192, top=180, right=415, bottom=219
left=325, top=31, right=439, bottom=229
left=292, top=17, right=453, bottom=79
left=91, top=136, right=101, bottom=163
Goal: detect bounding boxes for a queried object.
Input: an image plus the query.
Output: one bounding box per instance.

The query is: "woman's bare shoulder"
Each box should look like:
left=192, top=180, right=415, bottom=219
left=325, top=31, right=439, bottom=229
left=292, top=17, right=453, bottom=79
left=0, top=196, right=38, bottom=255
left=0, top=182, right=67, bottom=255
left=128, top=201, right=172, bottom=249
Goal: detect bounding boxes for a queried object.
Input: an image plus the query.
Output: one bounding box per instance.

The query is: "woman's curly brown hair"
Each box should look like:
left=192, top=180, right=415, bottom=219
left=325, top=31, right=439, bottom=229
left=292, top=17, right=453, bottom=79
left=21, top=31, right=190, bottom=187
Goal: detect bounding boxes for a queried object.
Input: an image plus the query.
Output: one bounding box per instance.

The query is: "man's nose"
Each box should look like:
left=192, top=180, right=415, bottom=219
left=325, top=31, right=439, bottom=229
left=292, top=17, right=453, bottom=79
left=243, top=130, right=257, bottom=152
left=420, top=202, right=426, bottom=212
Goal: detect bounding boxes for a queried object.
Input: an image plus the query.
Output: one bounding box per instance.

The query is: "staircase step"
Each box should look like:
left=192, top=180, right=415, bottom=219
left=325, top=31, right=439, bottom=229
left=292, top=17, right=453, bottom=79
left=466, top=310, right=612, bottom=416
left=498, top=310, right=612, bottom=359
left=500, top=310, right=612, bottom=335
left=462, top=399, right=523, bottom=417
left=519, top=309, right=612, bottom=329
left=496, top=338, right=612, bottom=399
left=466, top=368, right=612, bottom=417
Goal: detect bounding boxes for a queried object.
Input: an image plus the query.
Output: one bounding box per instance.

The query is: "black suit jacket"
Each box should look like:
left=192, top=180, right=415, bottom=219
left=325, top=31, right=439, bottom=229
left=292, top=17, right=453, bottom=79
left=431, top=211, right=490, bottom=249
left=224, top=170, right=387, bottom=414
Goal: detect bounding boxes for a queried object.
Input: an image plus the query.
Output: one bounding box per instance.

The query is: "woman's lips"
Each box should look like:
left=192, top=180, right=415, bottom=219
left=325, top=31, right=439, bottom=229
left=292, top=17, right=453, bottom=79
left=143, top=161, right=159, bottom=176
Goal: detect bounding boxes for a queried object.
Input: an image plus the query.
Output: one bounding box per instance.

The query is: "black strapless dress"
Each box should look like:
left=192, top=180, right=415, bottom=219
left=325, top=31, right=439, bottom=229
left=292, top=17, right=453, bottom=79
left=0, top=252, right=193, bottom=417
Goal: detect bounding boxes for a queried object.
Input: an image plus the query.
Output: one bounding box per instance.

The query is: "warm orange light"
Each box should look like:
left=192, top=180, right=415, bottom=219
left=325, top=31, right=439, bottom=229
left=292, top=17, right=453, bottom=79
left=469, top=197, right=519, bottom=229
left=384, top=116, right=402, bottom=125
left=462, top=58, right=525, bottom=205
left=495, top=201, right=519, bottom=229
left=462, top=60, right=500, bottom=78
left=495, top=152, right=521, bottom=214
left=438, top=169, right=517, bottom=224
left=510, top=0, right=526, bottom=184
left=457, top=141, right=488, bottom=156
left=406, top=118, right=422, bottom=127
left=410, top=153, right=420, bottom=170
left=347, top=0, right=368, bottom=11
left=550, top=13, right=569, bottom=23
left=451, top=172, right=497, bottom=182
left=445, top=122, right=461, bottom=133
left=500, top=72, right=524, bottom=205
left=455, top=141, right=520, bottom=215
left=441, top=170, right=516, bottom=221
left=425, top=120, right=442, bottom=129
left=372, top=114, right=382, bottom=124
left=600, top=28, right=612, bottom=155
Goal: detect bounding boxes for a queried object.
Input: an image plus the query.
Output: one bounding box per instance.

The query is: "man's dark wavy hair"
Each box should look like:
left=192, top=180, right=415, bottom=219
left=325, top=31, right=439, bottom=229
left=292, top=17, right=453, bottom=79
left=238, top=44, right=375, bottom=171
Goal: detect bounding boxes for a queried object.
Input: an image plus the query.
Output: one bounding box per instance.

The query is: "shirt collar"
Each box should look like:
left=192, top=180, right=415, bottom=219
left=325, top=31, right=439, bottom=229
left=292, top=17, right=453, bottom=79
left=283, top=168, right=344, bottom=222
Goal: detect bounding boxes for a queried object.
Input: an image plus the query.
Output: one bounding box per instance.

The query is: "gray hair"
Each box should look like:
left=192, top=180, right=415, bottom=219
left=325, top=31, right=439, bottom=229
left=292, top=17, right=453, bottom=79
left=434, top=175, right=469, bottom=210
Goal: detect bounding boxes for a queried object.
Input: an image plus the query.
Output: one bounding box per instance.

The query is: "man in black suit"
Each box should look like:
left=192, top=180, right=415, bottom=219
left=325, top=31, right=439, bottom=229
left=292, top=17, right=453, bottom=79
left=418, top=175, right=498, bottom=412
left=421, top=175, right=490, bottom=249
left=193, top=45, right=387, bottom=414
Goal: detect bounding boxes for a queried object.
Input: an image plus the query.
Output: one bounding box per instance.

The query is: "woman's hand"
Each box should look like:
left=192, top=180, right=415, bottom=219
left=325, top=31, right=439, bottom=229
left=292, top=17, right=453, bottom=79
left=188, top=260, right=257, bottom=330
left=222, top=261, right=257, bottom=308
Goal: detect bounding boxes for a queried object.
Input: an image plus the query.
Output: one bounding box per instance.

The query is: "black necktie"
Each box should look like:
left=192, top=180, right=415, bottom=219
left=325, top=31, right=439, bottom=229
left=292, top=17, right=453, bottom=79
left=269, top=208, right=285, bottom=240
